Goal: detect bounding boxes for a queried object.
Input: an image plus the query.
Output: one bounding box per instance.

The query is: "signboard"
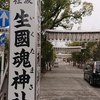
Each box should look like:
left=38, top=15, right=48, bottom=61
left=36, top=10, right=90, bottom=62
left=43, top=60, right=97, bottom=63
left=0, top=10, right=9, bottom=27
left=0, top=33, right=5, bottom=45
left=0, top=27, right=9, bottom=33
left=8, top=0, right=41, bottom=100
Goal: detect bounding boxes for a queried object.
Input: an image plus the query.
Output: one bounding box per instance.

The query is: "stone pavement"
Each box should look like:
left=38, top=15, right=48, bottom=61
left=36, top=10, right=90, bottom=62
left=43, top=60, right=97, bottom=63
left=40, top=62, right=100, bottom=100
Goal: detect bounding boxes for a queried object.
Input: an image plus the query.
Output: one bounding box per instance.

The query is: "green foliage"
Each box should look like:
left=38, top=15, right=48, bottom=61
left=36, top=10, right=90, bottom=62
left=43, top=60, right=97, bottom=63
left=41, top=40, right=54, bottom=62
left=72, top=52, right=83, bottom=63
left=68, top=41, right=99, bottom=64
left=41, top=39, right=55, bottom=72
left=5, top=37, right=9, bottom=51
left=4, top=37, right=9, bottom=63
left=92, top=42, right=100, bottom=61
left=70, top=42, right=96, bottom=63
left=68, top=42, right=82, bottom=46
left=41, top=0, right=93, bottom=31
left=0, top=0, right=10, bottom=10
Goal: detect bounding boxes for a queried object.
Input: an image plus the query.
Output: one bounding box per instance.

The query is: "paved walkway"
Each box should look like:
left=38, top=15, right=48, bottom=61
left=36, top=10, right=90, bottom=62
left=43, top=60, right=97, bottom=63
left=40, top=62, right=100, bottom=100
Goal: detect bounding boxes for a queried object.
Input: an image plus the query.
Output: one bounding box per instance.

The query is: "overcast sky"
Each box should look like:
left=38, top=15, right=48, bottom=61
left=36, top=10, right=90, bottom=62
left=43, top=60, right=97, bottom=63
left=73, top=0, right=100, bottom=30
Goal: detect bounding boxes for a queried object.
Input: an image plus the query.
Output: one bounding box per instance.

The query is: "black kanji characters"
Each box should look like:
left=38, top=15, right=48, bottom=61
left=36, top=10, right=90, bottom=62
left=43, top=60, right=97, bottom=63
left=13, top=48, right=31, bottom=67
left=13, top=0, right=33, bottom=4
left=14, top=9, right=31, bottom=28
left=15, top=30, right=30, bottom=47
left=13, top=0, right=22, bottom=4
left=24, top=0, right=33, bottom=4
left=11, top=69, right=30, bottom=89
left=13, top=91, right=26, bottom=100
